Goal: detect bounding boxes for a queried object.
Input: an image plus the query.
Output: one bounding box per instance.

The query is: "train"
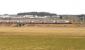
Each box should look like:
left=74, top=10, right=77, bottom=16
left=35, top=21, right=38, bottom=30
left=0, top=19, right=72, bottom=24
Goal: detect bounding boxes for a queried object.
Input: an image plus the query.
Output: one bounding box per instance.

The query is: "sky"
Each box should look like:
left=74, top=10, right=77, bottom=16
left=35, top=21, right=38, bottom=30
left=0, top=0, right=85, bottom=15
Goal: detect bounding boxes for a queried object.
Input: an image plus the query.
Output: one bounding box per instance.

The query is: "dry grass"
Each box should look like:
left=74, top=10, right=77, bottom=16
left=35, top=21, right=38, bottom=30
left=0, top=26, right=85, bottom=36
left=0, top=26, right=85, bottom=50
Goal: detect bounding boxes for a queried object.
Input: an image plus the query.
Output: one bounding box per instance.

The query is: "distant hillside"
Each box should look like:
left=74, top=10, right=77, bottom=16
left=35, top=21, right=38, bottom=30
left=17, top=12, right=57, bottom=16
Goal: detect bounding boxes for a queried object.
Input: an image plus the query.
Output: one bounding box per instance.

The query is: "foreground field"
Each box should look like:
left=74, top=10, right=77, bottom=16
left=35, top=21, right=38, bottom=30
left=0, top=35, right=85, bottom=50
left=0, top=27, right=85, bottom=50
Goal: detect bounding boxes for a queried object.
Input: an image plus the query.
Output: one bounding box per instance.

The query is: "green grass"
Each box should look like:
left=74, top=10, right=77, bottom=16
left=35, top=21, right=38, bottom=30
left=0, top=35, right=85, bottom=50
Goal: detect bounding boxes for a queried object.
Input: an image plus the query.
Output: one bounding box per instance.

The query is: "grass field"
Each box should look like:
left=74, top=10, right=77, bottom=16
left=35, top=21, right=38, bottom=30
left=0, top=26, right=85, bottom=50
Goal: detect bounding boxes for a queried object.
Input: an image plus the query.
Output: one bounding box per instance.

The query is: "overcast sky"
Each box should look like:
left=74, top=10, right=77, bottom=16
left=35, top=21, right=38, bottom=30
left=0, top=0, right=85, bottom=15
